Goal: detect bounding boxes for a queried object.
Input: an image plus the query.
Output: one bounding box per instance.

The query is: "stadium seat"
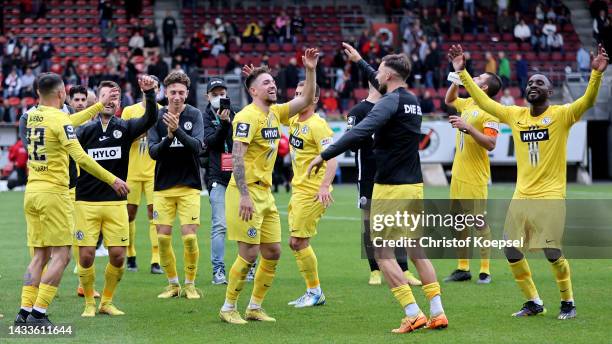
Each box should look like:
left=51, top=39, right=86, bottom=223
left=353, top=88, right=368, bottom=100
left=8, top=97, right=21, bottom=107
left=23, top=97, right=36, bottom=107
left=201, top=58, right=217, bottom=68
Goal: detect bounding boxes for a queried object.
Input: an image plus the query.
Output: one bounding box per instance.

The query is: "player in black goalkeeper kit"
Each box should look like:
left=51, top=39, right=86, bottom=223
left=74, top=76, right=158, bottom=317
left=308, top=45, right=448, bottom=333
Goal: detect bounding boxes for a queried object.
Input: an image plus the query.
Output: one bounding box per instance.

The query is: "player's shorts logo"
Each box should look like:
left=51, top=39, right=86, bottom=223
left=247, top=227, right=257, bottom=238
left=184, top=121, right=193, bottom=130
left=75, top=230, right=84, bottom=241
left=113, top=130, right=122, bottom=139
left=153, top=210, right=158, bottom=219
left=236, top=123, right=250, bottom=138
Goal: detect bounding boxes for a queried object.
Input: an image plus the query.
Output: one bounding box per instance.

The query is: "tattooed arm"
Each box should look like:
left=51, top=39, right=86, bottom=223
left=233, top=141, right=254, bottom=221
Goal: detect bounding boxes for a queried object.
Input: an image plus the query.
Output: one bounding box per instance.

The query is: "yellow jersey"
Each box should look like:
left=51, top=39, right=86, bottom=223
left=288, top=113, right=334, bottom=193
left=122, top=102, right=161, bottom=181
left=230, top=102, right=290, bottom=187
left=450, top=97, right=499, bottom=186
left=459, top=69, right=603, bottom=199
left=25, top=104, right=116, bottom=194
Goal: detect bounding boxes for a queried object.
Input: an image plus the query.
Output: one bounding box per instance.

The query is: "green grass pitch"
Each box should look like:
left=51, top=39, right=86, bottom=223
left=0, top=184, right=611, bottom=343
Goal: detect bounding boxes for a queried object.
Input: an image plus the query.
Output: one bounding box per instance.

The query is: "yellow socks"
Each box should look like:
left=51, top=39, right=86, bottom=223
left=550, top=257, right=573, bottom=301
left=33, top=283, right=58, bottom=314
left=20, top=285, right=39, bottom=311
left=478, top=226, right=491, bottom=274
left=149, top=221, right=160, bottom=264
left=101, top=263, right=125, bottom=305
left=509, top=258, right=539, bottom=300
left=158, top=234, right=178, bottom=284
left=225, top=255, right=253, bottom=305
left=457, top=259, right=470, bottom=271
left=79, top=264, right=96, bottom=304
left=182, top=234, right=199, bottom=284
left=294, top=246, right=320, bottom=289
left=422, top=282, right=444, bottom=316
left=127, top=221, right=137, bottom=257
left=250, top=258, right=278, bottom=307
left=391, top=284, right=416, bottom=308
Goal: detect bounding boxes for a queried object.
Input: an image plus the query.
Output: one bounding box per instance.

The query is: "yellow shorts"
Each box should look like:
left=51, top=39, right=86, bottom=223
left=25, top=192, right=74, bottom=247
left=127, top=179, right=154, bottom=206
left=153, top=187, right=201, bottom=226
left=74, top=202, right=129, bottom=247
left=504, top=199, right=566, bottom=251
left=226, top=183, right=281, bottom=244
left=288, top=190, right=327, bottom=238
left=370, top=183, right=424, bottom=241
left=450, top=179, right=487, bottom=216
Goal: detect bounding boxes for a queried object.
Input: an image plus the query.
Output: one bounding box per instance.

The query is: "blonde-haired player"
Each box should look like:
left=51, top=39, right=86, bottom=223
left=286, top=81, right=337, bottom=308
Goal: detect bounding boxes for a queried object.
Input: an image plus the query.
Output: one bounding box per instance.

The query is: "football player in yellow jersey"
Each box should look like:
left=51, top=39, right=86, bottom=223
left=14, top=73, right=129, bottom=327
left=219, top=48, right=320, bottom=324
left=122, top=76, right=163, bottom=274
left=286, top=81, right=337, bottom=308
left=450, top=44, right=608, bottom=320
left=443, top=72, right=502, bottom=284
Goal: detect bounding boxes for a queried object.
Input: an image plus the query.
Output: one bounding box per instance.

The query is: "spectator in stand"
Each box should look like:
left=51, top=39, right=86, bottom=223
left=242, top=20, right=262, bottom=44
left=400, top=9, right=415, bottom=38
left=550, top=32, right=564, bottom=52
left=223, top=20, right=240, bottom=48
left=129, top=30, right=145, bottom=50
left=144, top=31, right=161, bottom=56
left=417, top=35, right=428, bottom=62
left=102, top=21, right=118, bottom=49
left=5, top=32, right=19, bottom=56
left=421, top=8, right=435, bottom=36
left=88, top=64, right=106, bottom=90
left=224, top=53, right=241, bottom=75
left=546, top=7, right=557, bottom=22
left=531, top=25, right=547, bottom=52
left=63, top=59, right=79, bottom=85
left=498, top=51, right=511, bottom=88
left=26, top=45, right=41, bottom=73
left=106, top=47, right=120, bottom=73
left=121, top=83, right=135, bottom=108
left=291, top=8, right=306, bottom=39
left=425, top=41, right=442, bottom=89
left=99, top=0, right=114, bottom=31
left=497, top=0, right=509, bottom=15
left=485, top=51, right=497, bottom=74
left=162, top=11, right=178, bottom=55
left=514, top=53, right=528, bottom=97
left=3, top=68, right=21, bottom=98
left=338, top=66, right=353, bottom=113
left=39, top=38, right=54, bottom=72
left=473, top=10, right=489, bottom=34
left=577, top=46, right=591, bottom=73
left=556, top=4, right=571, bottom=26
left=283, top=57, right=300, bottom=89
left=500, top=89, right=515, bottom=105
left=407, top=52, right=424, bottom=88
left=7, top=47, right=25, bottom=75
left=535, top=3, right=544, bottom=21
left=514, top=19, right=531, bottom=43
left=361, top=37, right=381, bottom=59
left=542, top=19, right=557, bottom=48
left=7, top=138, right=28, bottom=190
left=451, top=10, right=465, bottom=34
left=464, top=51, right=474, bottom=75
left=210, top=38, right=225, bottom=57
left=147, top=53, right=169, bottom=81
left=601, top=15, right=612, bottom=56
left=125, top=0, right=142, bottom=20
left=321, top=90, right=339, bottom=115
left=464, top=0, right=475, bottom=17
left=77, top=64, right=90, bottom=88
left=420, top=90, right=435, bottom=114
left=263, top=19, right=279, bottom=44
left=593, top=9, right=608, bottom=43
left=18, top=67, right=35, bottom=97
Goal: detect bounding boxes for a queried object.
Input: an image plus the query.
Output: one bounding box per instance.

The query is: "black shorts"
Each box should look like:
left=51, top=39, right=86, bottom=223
left=357, top=180, right=374, bottom=209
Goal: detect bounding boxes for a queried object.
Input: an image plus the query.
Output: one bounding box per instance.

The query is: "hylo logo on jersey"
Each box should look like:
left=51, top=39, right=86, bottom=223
left=542, top=117, right=552, bottom=125
left=247, top=227, right=257, bottom=238
left=301, top=125, right=309, bottom=134
left=88, top=147, right=121, bottom=160
left=261, top=127, right=280, bottom=140
left=63, top=125, right=77, bottom=139
left=235, top=122, right=250, bottom=138
left=289, top=134, right=304, bottom=149
left=184, top=121, right=193, bottom=130
left=404, top=104, right=423, bottom=116
left=75, top=230, right=84, bottom=241
left=520, top=129, right=549, bottom=142
left=113, top=130, right=122, bottom=139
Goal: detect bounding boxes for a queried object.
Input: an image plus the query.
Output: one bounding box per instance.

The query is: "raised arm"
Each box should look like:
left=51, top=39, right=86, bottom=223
left=126, top=76, right=158, bottom=139
left=343, top=42, right=379, bottom=89
left=449, top=44, right=511, bottom=124
left=69, top=87, right=120, bottom=126
left=444, top=83, right=460, bottom=106
left=565, top=45, right=608, bottom=124
left=287, top=48, right=319, bottom=116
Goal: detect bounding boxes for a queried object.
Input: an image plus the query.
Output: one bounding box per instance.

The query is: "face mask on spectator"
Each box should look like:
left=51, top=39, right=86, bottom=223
left=210, top=96, right=222, bottom=109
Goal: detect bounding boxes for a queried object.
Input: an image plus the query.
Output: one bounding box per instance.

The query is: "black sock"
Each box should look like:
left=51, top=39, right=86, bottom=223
left=397, top=259, right=408, bottom=272
left=18, top=308, right=30, bottom=318
left=368, top=259, right=379, bottom=271
left=31, top=309, right=45, bottom=319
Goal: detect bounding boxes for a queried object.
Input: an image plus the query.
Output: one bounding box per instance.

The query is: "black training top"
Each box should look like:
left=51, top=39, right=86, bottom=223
left=148, top=104, right=204, bottom=191
left=346, top=99, right=376, bottom=184
left=76, top=89, right=157, bottom=202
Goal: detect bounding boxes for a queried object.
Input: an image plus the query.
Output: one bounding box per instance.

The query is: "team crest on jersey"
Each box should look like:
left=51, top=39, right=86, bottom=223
left=64, top=125, right=77, bottom=139
left=153, top=210, right=159, bottom=219
left=301, top=125, right=309, bottom=134
left=236, top=123, right=250, bottom=138
left=472, top=110, right=479, bottom=117
left=75, top=230, right=84, bottom=241
left=184, top=121, right=193, bottom=130
left=347, top=116, right=355, bottom=127
left=542, top=117, right=552, bottom=125
left=247, top=227, right=257, bottom=238
left=113, top=130, right=122, bottom=139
